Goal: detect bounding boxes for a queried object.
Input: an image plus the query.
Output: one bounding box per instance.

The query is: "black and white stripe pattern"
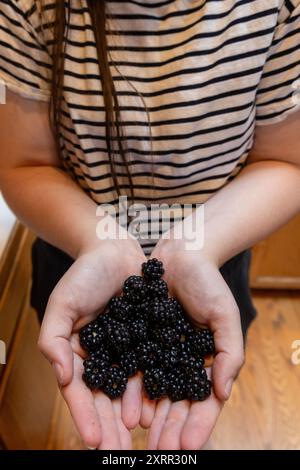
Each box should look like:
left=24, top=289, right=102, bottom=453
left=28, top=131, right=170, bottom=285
left=0, top=0, right=299, bottom=253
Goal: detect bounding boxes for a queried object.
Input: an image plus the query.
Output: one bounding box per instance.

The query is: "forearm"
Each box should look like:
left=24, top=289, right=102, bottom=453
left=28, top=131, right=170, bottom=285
left=0, top=165, right=101, bottom=259
left=203, top=160, right=300, bottom=267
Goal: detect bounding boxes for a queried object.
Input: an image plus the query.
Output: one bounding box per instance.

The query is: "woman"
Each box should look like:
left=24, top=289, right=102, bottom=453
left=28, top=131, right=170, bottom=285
left=0, top=0, right=299, bottom=450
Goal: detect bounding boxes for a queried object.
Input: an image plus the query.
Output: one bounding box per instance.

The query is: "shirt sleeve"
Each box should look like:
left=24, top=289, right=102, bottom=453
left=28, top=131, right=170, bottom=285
left=0, top=0, right=51, bottom=102
left=255, top=0, right=300, bottom=126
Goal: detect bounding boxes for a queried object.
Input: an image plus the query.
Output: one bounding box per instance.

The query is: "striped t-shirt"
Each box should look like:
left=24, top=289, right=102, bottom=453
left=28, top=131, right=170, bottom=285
left=0, top=0, right=300, bottom=253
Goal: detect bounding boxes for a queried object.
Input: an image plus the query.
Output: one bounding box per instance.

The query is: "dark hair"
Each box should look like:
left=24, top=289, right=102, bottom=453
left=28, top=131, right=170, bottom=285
left=44, top=0, right=151, bottom=200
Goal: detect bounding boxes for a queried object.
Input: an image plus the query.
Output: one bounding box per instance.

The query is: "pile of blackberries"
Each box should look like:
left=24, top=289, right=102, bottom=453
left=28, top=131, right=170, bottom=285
left=79, top=259, right=214, bottom=402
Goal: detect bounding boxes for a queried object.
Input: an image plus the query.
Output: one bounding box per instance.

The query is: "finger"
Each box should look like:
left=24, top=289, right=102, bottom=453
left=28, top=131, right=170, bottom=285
left=94, top=393, right=122, bottom=450
left=113, top=399, right=132, bottom=450
left=122, top=374, right=143, bottom=429
left=157, top=400, right=190, bottom=450
left=180, top=392, right=223, bottom=450
left=70, top=333, right=86, bottom=358
left=38, top=294, right=74, bottom=386
left=61, top=353, right=102, bottom=449
left=211, top=306, right=244, bottom=401
left=147, top=398, right=171, bottom=450
left=140, top=394, right=157, bottom=429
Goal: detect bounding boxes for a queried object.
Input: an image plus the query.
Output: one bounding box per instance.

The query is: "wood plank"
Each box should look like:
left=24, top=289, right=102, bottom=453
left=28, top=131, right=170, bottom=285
left=250, top=275, right=300, bottom=289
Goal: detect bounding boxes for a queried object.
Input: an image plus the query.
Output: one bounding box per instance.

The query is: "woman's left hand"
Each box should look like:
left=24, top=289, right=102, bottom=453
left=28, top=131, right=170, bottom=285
left=140, top=235, right=245, bottom=450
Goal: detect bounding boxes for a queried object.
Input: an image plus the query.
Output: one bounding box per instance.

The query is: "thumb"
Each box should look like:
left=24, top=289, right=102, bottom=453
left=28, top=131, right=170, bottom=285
left=211, top=307, right=244, bottom=402
left=38, top=294, right=74, bottom=387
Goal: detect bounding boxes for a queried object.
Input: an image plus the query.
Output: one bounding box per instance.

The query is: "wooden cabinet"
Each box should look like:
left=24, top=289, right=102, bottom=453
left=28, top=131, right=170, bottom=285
left=250, top=214, right=300, bottom=289
left=0, top=300, right=57, bottom=449
left=0, top=224, right=58, bottom=449
left=0, top=225, right=33, bottom=374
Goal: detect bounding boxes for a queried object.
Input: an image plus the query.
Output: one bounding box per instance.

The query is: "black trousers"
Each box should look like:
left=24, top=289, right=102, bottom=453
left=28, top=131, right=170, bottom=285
left=30, top=238, right=257, bottom=337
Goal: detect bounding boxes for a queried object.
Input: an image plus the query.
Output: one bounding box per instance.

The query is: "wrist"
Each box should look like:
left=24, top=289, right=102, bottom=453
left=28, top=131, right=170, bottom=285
left=155, top=214, right=222, bottom=269
left=198, top=202, right=235, bottom=268
left=201, top=228, right=223, bottom=268
left=77, top=223, right=146, bottom=282
left=155, top=236, right=220, bottom=277
left=76, top=214, right=131, bottom=259
left=202, top=211, right=239, bottom=268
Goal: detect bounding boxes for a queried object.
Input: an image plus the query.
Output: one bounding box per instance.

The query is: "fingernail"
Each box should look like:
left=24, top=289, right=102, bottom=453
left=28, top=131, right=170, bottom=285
left=87, top=447, right=96, bottom=451
left=225, top=379, right=233, bottom=399
left=53, top=363, right=64, bottom=385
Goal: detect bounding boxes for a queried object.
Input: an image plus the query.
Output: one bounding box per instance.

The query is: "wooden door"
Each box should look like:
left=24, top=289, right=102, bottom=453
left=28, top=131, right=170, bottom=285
left=250, top=214, right=300, bottom=289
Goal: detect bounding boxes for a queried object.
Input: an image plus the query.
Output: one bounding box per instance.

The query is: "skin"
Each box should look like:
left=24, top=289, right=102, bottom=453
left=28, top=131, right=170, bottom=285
left=0, top=90, right=299, bottom=449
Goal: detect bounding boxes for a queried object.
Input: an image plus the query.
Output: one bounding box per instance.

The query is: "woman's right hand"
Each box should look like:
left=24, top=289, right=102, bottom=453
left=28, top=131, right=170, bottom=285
left=38, top=235, right=147, bottom=450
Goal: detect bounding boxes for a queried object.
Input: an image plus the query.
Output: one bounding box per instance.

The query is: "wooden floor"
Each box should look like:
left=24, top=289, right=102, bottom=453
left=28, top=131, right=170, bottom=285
left=48, top=290, right=300, bottom=450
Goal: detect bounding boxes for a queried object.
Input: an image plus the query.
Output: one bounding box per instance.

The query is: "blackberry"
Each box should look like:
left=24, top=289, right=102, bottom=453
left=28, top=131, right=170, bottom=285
left=131, top=302, right=149, bottom=323
left=175, top=320, right=195, bottom=345
left=173, top=340, right=193, bottom=357
left=149, top=298, right=182, bottom=326
left=97, top=311, right=111, bottom=328
left=106, top=319, right=131, bottom=353
left=108, top=296, right=132, bottom=323
left=119, top=351, right=139, bottom=377
left=168, top=297, right=185, bottom=315
left=137, top=340, right=162, bottom=371
left=88, top=348, right=111, bottom=367
left=154, top=320, right=194, bottom=348
left=79, top=319, right=106, bottom=352
left=157, top=346, right=179, bottom=371
left=82, top=358, right=108, bottom=390
left=188, top=365, right=208, bottom=382
left=143, top=368, right=168, bottom=400
left=102, top=365, right=128, bottom=399
left=142, top=258, right=164, bottom=281
left=177, top=350, right=204, bottom=371
left=168, top=369, right=187, bottom=402
left=187, top=371, right=212, bottom=401
left=129, top=318, right=148, bottom=344
left=146, top=279, right=168, bottom=300
left=153, top=326, right=181, bottom=347
left=123, top=275, right=148, bottom=304
left=192, top=328, right=215, bottom=356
